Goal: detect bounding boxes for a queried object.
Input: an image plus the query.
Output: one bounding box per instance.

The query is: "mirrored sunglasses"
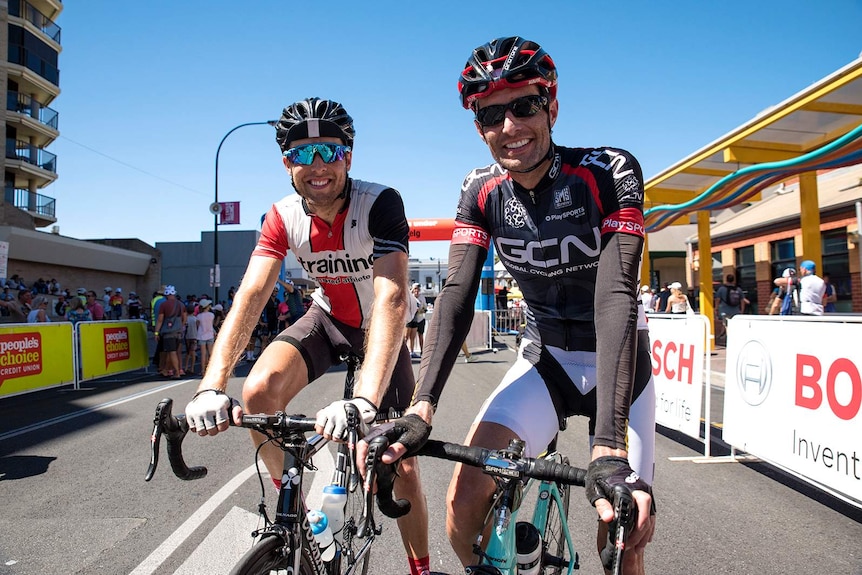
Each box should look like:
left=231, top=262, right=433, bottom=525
left=283, top=143, right=351, bottom=165
left=475, top=95, right=549, bottom=128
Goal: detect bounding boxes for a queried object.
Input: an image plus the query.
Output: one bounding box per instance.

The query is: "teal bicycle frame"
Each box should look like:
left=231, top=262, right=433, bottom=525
left=470, top=448, right=578, bottom=575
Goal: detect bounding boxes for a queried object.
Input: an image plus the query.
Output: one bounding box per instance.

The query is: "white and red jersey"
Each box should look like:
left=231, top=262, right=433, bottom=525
left=253, top=179, right=410, bottom=329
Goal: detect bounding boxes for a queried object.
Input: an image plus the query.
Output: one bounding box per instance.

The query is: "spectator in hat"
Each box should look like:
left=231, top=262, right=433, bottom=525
left=127, top=291, right=143, bottom=319
left=102, top=287, right=113, bottom=315
left=639, top=285, right=654, bottom=312
left=775, top=260, right=826, bottom=315
left=664, top=282, right=691, bottom=314
left=773, top=267, right=799, bottom=315
left=196, top=299, right=216, bottom=374
left=154, top=285, right=188, bottom=378
left=109, top=288, right=124, bottom=320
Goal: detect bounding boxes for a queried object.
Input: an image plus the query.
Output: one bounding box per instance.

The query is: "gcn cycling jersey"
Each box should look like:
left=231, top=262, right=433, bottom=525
left=253, top=179, right=410, bottom=329
left=453, top=146, right=645, bottom=350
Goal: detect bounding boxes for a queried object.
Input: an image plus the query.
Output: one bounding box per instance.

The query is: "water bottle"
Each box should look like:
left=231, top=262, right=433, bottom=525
left=515, top=521, right=541, bottom=575
left=320, top=485, right=348, bottom=534
left=308, top=510, right=336, bottom=561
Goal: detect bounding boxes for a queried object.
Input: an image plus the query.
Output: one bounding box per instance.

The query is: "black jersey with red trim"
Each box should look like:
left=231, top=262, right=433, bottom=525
left=453, top=145, right=645, bottom=350
left=253, top=179, right=409, bottom=329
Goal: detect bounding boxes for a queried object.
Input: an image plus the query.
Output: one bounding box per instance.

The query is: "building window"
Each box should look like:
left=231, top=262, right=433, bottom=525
left=822, top=228, right=851, bottom=310
left=735, top=246, right=756, bottom=309
left=770, top=238, right=796, bottom=279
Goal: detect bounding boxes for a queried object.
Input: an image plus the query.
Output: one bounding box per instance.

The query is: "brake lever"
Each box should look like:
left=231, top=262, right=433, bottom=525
left=145, top=398, right=172, bottom=481
left=600, top=484, right=638, bottom=574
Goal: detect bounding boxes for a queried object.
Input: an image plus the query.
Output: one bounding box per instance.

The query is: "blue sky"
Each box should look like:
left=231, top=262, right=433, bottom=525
left=49, top=1, right=862, bottom=260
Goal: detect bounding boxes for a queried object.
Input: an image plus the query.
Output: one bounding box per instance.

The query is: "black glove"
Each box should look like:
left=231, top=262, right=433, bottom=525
left=584, top=455, right=653, bottom=507
left=362, top=414, right=432, bottom=458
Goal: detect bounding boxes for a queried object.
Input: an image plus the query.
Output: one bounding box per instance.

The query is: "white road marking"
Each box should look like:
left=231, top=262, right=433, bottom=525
left=0, top=379, right=192, bottom=442
left=129, top=463, right=258, bottom=575
left=129, top=445, right=335, bottom=574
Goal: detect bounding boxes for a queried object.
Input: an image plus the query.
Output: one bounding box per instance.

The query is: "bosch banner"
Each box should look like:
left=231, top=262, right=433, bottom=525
left=647, top=314, right=709, bottom=440
left=723, top=316, right=862, bottom=505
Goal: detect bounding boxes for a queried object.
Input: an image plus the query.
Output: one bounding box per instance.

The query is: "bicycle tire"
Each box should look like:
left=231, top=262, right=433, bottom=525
left=229, top=534, right=315, bottom=575
left=538, top=458, right=572, bottom=575
left=337, top=474, right=371, bottom=575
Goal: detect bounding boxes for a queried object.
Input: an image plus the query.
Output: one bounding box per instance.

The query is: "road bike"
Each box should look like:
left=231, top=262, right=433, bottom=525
left=145, top=354, right=382, bottom=575
left=377, top=435, right=635, bottom=575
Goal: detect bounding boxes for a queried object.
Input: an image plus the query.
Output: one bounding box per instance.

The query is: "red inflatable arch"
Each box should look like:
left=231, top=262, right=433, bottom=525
left=407, top=218, right=456, bottom=242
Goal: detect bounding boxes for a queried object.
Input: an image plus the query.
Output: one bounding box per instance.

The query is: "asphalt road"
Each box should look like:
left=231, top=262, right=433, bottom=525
left=1, top=340, right=860, bottom=574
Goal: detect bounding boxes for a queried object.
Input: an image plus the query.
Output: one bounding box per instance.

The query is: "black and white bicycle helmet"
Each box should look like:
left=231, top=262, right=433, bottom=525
left=458, top=36, right=558, bottom=109
left=276, top=97, right=355, bottom=151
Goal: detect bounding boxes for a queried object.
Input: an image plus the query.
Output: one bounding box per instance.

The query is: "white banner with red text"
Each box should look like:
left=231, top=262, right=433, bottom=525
left=723, top=315, right=862, bottom=505
left=646, top=314, right=710, bottom=442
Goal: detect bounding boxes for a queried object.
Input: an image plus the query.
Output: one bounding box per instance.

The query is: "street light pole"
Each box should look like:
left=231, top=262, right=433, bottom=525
left=213, top=120, right=277, bottom=304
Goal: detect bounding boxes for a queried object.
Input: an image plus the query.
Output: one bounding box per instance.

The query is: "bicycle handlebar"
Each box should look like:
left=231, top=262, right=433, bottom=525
left=144, top=397, right=317, bottom=482
left=415, top=439, right=587, bottom=485
left=406, top=438, right=635, bottom=575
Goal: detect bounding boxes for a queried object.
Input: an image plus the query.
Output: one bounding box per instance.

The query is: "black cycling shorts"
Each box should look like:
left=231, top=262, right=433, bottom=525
left=273, top=303, right=414, bottom=413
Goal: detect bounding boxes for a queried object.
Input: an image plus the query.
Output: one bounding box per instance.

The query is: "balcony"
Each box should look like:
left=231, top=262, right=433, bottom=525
left=6, top=91, right=59, bottom=148
left=9, top=0, right=62, bottom=43
left=5, top=138, right=58, bottom=188
left=4, top=187, right=57, bottom=227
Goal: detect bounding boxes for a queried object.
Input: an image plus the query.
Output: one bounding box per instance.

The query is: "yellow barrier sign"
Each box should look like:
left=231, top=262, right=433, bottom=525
left=78, top=320, right=150, bottom=382
left=0, top=323, right=74, bottom=397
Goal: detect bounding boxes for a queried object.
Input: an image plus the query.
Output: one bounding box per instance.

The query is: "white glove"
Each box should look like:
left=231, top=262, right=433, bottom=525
left=316, top=397, right=378, bottom=440
left=185, top=390, right=236, bottom=434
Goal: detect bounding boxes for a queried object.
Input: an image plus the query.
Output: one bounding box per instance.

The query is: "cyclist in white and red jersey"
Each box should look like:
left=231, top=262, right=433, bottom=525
left=381, top=37, right=657, bottom=574
left=184, top=98, right=431, bottom=575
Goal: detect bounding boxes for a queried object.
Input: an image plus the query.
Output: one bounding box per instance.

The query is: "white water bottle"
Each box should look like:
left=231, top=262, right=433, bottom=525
left=321, top=485, right=348, bottom=534
left=308, top=510, right=336, bottom=561
left=515, top=521, right=542, bottom=575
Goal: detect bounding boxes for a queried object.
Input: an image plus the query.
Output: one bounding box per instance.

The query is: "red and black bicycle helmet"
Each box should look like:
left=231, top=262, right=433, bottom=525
left=458, top=36, right=558, bottom=109
left=276, top=97, right=355, bottom=151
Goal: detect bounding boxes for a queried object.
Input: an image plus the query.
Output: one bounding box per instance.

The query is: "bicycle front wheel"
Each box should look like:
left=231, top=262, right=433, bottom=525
left=229, top=535, right=315, bottom=575
left=337, top=476, right=372, bottom=575
left=539, top=461, right=572, bottom=574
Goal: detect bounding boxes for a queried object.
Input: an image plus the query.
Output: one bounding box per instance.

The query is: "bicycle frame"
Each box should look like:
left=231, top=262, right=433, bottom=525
left=475, top=462, right=576, bottom=575
left=248, top=353, right=374, bottom=575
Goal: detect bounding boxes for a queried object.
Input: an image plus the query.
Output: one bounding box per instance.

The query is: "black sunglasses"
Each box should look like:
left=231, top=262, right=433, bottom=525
left=475, top=95, right=549, bottom=128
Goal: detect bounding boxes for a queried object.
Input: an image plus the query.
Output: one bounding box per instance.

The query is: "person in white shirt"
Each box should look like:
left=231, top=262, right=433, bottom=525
left=776, top=260, right=826, bottom=316
left=797, top=260, right=826, bottom=316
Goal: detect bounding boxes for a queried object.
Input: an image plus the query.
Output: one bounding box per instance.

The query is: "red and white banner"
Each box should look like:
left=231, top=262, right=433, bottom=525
left=220, top=201, right=240, bottom=225
left=723, top=315, right=862, bottom=505
left=647, top=314, right=709, bottom=440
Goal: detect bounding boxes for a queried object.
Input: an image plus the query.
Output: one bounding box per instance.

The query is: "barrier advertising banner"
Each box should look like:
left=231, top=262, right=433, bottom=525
left=723, top=316, right=862, bottom=505
left=78, top=320, right=150, bottom=382
left=647, top=315, right=708, bottom=440
left=0, top=323, right=74, bottom=398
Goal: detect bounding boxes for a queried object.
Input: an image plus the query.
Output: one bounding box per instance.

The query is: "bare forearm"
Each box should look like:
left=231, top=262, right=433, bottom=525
left=354, top=253, right=409, bottom=405
left=198, top=257, right=280, bottom=391
left=354, top=284, right=408, bottom=405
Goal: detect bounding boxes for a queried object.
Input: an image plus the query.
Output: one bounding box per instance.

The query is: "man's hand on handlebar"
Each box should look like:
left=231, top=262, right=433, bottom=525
left=184, top=389, right=243, bottom=436
left=356, top=408, right=432, bottom=478
left=586, top=454, right=656, bottom=574
left=315, top=397, right=378, bottom=441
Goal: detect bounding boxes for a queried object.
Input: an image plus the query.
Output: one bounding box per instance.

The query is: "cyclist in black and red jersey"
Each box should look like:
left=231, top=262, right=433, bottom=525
left=382, top=37, right=657, bottom=574
left=183, top=98, right=432, bottom=575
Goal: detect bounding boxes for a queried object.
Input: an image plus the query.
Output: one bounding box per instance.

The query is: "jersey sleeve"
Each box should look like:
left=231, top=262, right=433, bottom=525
left=368, top=187, right=409, bottom=258
left=590, top=148, right=645, bottom=239
left=451, top=166, right=499, bottom=250
left=252, top=204, right=290, bottom=260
